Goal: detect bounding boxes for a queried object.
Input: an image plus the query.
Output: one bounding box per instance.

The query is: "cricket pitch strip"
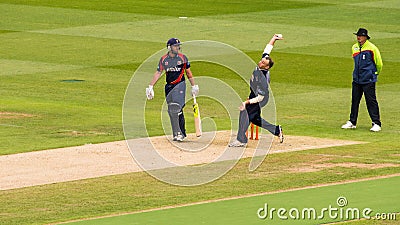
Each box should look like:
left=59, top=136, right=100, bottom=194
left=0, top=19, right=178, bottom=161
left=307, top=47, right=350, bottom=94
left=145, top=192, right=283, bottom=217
left=0, top=131, right=366, bottom=190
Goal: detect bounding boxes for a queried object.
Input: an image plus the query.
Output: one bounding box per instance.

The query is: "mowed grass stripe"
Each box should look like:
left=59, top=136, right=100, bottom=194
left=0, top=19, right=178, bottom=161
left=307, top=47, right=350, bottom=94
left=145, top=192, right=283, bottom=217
left=2, top=2, right=398, bottom=58
left=27, top=18, right=399, bottom=55
left=0, top=0, right=327, bottom=16
left=0, top=3, right=171, bottom=31
left=28, top=18, right=358, bottom=52
left=0, top=29, right=19, bottom=34
left=348, top=0, right=400, bottom=9
left=0, top=32, right=161, bottom=66
left=63, top=175, right=400, bottom=225
left=278, top=37, right=400, bottom=62
left=0, top=59, right=86, bottom=76
left=211, top=3, right=400, bottom=29
left=0, top=67, right=130, bottom=154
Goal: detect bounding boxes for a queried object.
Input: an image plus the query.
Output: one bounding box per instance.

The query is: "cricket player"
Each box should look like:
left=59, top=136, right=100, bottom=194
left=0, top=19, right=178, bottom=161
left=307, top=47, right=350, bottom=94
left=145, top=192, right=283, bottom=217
left=341, top=28, right=383, bottom=132
left=146, top=38, right=199, bottom=141
left=229, top=34, right=284, bottom=147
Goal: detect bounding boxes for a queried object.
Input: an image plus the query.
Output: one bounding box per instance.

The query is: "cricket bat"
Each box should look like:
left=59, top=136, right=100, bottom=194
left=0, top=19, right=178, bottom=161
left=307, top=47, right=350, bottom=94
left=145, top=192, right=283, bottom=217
left=193, top=94, right=202, bottom=137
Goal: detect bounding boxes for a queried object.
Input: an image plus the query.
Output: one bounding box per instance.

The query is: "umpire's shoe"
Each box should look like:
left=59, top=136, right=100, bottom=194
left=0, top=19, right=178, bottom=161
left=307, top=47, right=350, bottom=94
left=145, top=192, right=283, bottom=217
left=341, top=121, right=356, bottom=129
left=370, top=123, right=381, bottom=132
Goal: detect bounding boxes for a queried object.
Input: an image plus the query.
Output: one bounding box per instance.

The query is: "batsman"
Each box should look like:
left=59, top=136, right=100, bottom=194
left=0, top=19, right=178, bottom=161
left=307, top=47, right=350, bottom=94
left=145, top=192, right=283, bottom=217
left=146, top=38, right=199, bottom=142
left=229, top=34, right=284, bottom=147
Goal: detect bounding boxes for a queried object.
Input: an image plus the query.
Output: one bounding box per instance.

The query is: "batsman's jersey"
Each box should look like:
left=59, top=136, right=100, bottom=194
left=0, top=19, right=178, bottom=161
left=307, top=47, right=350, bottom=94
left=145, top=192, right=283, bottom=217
left=249, top=67, right=270, bottom=107
left=157, top=53, right=190, bottom=85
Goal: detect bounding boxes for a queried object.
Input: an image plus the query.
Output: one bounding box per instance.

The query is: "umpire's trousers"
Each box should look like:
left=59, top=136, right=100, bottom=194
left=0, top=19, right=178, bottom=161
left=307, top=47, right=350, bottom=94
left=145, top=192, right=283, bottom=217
left=350, top=81, right=381, bottom=126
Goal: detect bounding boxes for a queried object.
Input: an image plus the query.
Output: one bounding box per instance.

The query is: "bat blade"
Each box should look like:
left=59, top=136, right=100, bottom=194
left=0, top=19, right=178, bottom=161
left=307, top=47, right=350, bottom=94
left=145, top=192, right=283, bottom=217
left=193, top=95, right=202, bottom=137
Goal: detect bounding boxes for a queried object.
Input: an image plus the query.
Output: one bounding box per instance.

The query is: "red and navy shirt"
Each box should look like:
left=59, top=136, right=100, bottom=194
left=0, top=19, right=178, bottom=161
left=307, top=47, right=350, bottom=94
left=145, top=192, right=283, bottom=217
left=157, top=53, right=190, bottom=85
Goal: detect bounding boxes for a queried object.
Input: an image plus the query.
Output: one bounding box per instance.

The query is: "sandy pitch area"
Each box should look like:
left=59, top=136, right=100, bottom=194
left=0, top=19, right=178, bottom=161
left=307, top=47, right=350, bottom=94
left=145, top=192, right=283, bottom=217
left=0, top=131, right=365, bottom=190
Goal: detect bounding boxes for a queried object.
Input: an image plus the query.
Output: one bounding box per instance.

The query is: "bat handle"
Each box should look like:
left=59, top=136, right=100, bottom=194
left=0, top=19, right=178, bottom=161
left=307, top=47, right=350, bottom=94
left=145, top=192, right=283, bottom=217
left=193, top=94, right=197, bottom=104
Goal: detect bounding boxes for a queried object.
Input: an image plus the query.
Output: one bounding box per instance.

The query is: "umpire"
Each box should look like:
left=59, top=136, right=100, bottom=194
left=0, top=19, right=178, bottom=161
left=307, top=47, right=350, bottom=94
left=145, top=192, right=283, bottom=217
left=342, top=28, right=383, bottom=132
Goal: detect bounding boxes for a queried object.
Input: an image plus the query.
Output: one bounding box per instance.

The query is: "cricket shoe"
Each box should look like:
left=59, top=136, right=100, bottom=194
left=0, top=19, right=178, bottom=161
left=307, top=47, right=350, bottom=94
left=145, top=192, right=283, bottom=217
left=228, top=140, right=247, bottom=147
left=341, top=121, right=356, bottom=129
left=175, top=134, right=185, bottom=142
left=278, top=125, right=284, bottom=143
left=173, top=132, right=185, bottom=142
left=370, top=123, right=381, bottom=132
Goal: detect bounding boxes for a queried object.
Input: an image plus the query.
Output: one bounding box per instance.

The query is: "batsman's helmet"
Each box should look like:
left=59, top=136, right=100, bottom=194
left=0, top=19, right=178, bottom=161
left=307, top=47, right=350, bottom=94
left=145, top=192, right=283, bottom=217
left=167, top=38, right=181, bottom=51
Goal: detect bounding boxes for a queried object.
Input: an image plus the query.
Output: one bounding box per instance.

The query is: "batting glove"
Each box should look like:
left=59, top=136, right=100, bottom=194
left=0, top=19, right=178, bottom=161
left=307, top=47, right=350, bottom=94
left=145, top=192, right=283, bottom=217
left=191, top=85, right=199, bottom=96
left=146, top=85, right=154, bottom=100
left=274, top=34, right=283, bottom=40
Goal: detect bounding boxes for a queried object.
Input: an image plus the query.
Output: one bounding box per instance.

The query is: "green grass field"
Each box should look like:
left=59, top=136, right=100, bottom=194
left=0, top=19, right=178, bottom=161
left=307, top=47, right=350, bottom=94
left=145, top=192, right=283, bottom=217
left=65, top=176, right=400, bottom=225
left=0, top=0, right=399, bottom=224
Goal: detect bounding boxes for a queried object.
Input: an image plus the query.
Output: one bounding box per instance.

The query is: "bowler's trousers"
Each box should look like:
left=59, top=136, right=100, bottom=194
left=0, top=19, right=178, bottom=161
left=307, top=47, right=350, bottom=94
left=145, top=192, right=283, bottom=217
left=236, top=103, right=279, bottom=143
